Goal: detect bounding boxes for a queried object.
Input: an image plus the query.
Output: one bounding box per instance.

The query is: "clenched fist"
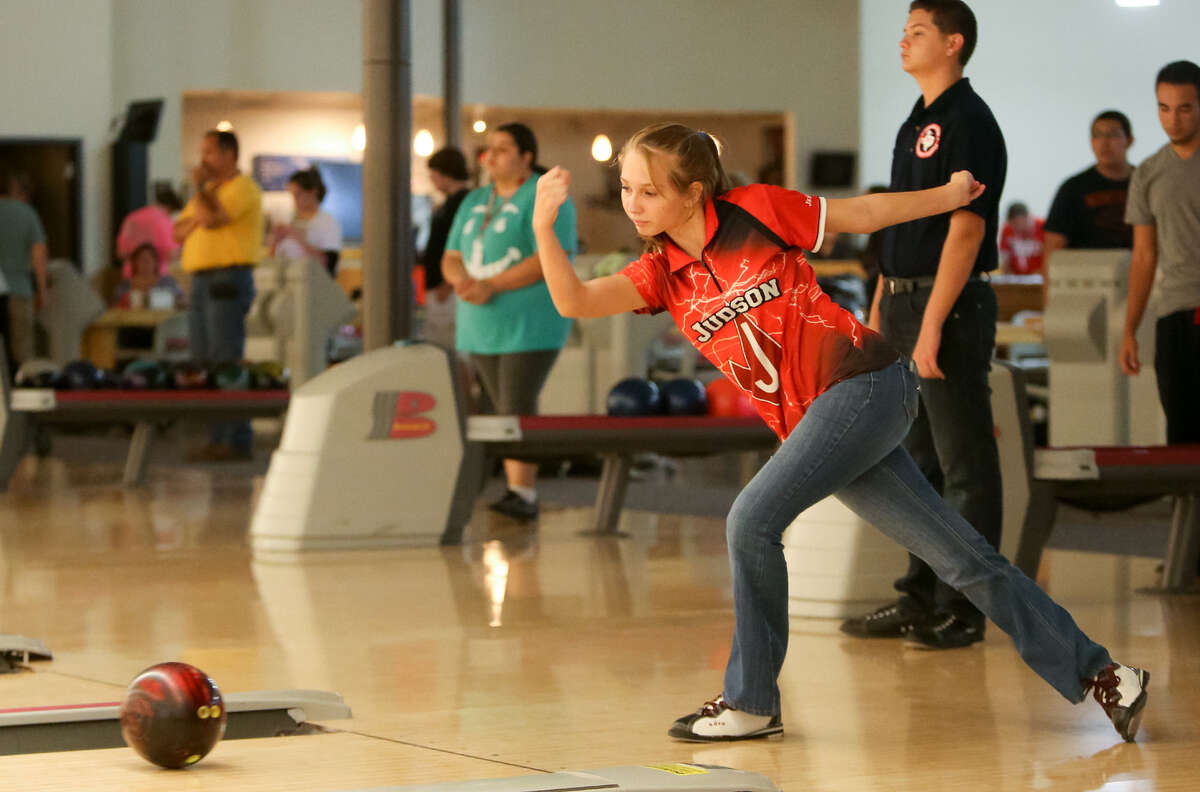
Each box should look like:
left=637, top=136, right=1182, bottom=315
left=533, top=166, right=571, bottom=232
left=948, top=170, right=985, bottom=206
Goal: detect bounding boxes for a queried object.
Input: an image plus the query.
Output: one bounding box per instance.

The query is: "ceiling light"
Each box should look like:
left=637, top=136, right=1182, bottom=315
left=413, top=129, right=435, bottom=157
left=591, top=134, right=613, bottom=162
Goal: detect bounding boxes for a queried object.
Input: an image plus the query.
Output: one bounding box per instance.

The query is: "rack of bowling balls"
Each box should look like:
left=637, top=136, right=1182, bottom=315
left=13, top=358, right=289, bottom=393
left=605, top=376, right=759, bottom=419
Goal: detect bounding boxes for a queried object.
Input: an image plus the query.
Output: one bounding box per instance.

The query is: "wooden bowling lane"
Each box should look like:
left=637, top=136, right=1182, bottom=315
left=327, top=618, right=1200, bottom=792
left=0, top=668, right=123, bottom=709
left=4, top=732, right=540, bottom=791
left=251, top=541, right=1200, bottom=790
left=4, top=449, right=1200, bottom=790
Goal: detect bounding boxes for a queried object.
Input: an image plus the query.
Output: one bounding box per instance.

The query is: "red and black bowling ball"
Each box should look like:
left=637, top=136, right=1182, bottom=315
left=606, top=377, right=662, bottom=416
left=119, top=661, right=226, bottom=769
left=661, top=378, right=708, bottom=416
left=169, top=361, right=212, bottom=390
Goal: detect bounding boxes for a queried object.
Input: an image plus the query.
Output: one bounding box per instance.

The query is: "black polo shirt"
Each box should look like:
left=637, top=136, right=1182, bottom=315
left=881, top=77, right=1006, bottom=278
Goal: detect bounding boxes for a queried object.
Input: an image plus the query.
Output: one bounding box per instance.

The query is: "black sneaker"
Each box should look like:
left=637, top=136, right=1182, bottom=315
left=903, top=613, right=984, bottom=650
left=487, top=490, right=539, bottom=521
left=668, top=695, right=783, bottom=742
left=840, top=597, right=931, bottom=638
left=1085, top=662, right=1149, bottom=742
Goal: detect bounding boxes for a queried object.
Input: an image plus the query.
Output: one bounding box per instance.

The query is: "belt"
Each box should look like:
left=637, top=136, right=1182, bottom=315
left=883, top=273, right=990, bottom=295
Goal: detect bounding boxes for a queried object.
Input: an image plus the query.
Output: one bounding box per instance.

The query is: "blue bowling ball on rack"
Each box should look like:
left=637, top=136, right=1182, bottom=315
left=95, top=367, right=121, bottom=389
left=606, top=378, right=662, bottom=416
left=55, top=360, right=103, bottom=390
left=661, top=378, right=708, bottom=416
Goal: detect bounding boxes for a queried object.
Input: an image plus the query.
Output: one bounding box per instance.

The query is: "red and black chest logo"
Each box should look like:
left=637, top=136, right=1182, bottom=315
left=916, top=123, right=942, bottom=159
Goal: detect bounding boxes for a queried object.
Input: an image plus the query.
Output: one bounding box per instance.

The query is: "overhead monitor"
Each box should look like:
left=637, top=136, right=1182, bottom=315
left=117, top=99, right=165, bottom=143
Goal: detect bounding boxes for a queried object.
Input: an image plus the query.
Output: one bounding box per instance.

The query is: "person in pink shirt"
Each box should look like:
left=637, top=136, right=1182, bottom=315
left=115, top=183, right=182, bottom=277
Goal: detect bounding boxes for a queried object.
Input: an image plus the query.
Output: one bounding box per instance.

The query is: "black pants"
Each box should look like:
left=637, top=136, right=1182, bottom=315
left=0, top=294, right=13, bottom=380
left=1155, top=307, right=1200, bottom=444
left=469, top=349, right=560, bottom=415
left=879, top=281, right=1004, bottom=626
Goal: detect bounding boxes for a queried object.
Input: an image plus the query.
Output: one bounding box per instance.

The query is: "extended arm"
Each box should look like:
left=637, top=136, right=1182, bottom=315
left=825, top=171, right=984, bottom=235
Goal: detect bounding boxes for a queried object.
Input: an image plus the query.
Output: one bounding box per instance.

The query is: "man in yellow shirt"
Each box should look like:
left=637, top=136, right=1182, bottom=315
left=174, top=129, right=263, bottom=461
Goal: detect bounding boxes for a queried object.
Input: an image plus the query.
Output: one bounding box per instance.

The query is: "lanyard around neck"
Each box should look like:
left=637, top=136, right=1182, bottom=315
left=480, top=178, right=526, bottom=234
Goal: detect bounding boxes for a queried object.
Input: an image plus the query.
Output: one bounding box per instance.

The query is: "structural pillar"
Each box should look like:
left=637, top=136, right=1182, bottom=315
left=362, top=0, right=413, bottom=348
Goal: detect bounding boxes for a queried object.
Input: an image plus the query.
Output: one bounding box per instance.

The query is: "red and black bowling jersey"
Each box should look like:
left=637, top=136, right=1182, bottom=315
left=621, top=184, right=898, bottom=440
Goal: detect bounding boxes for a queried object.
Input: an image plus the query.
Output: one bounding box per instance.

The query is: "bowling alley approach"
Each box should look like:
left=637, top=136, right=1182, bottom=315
left=3, top=1, right=1200, bottom=790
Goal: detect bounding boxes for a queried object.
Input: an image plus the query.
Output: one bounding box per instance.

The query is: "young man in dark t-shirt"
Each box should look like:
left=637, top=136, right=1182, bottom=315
left=842, top=0, right=1007, bottom=650
left=1043, top=110, right=1135, bottom=301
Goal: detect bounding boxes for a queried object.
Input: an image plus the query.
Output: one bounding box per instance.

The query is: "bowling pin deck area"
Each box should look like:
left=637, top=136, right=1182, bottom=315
left=3, top=436, right=1200, bottom=789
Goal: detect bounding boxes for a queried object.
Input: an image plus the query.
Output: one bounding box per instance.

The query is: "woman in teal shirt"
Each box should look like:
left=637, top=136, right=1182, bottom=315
left=442, top=122, right=578, bottom=521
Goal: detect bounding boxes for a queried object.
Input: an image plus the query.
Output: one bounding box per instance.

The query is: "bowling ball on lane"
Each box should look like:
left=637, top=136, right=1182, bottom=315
left=606, top=377, right=662, bottom=416
left=212, top=362, right=250, bottom=391
left=661, top=378, right=708, bottom=416
left=705, top=378, right=758, bottom=418
left=119, top=661, right=227, bottom=769
left=121, top=359, right=169, bottom=390
left=55, top=360, right=103, bottom=390
left=170, top=361, right=212, bottom=390
left=13, top=359, right=60, bottom=388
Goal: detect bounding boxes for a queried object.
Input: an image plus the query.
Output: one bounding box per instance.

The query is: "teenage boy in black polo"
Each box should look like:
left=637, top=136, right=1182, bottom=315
left=841, top=0, right=1007, bottom=649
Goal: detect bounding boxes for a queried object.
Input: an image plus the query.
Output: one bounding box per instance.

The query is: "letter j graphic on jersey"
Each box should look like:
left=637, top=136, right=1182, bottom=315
left=728, top=318, right=782, bottom=403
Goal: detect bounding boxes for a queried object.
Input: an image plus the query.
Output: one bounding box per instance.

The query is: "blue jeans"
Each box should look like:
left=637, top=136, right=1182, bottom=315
left=722, top=360, right=1112, bottom=716
left=188, top=267, right=255, bottom=452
